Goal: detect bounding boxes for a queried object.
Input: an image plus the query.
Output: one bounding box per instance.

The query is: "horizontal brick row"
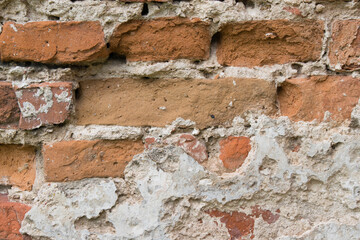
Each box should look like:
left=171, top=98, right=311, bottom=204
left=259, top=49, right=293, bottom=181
left=1, top=76, right=359, bottom=130
left=0, top=18, right=358, bottom=68
left=1, top=134, right=253, bottom=186
left=75, top=78, right=277, bottom=129
left=0, top=18, right=210, bottom=65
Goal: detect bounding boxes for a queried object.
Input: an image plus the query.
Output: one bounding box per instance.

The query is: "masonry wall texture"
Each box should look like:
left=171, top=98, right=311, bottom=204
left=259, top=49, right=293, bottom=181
left=0, top=0, right=360, bottom=239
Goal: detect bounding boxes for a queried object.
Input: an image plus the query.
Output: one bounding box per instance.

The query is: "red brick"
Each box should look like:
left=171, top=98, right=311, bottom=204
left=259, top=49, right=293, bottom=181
left=0, top=202, right=31, bottom=240
left=207, top=206, right=280, bottom=240
left=219, top=136, right=251, bottom=170
left=109, top=17, right=211, bottom=62
left=43, top=140, right=144, bottom=182
left=15, top=82, right=73, bottom=130
left=75, top=78, right=276, bottom=129
left=0, top=82, right=20, bottom=128
left=278, top=76, right=360, bottom=122
left=329, top=20, right=360, bottom=71
left=217, top=20, right=324, bottom=67
left=0, top=21, right=109, bottom=65
left=0, top=145, right=36, bottom=191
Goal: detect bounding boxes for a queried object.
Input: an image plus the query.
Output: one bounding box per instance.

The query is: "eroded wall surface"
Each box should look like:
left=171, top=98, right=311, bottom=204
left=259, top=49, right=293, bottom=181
left=1, top=0, right=360, bottom=239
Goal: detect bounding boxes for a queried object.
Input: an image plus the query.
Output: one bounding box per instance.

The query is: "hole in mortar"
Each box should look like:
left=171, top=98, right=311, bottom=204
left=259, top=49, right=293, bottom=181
left=142, top=3, right=149, bottom=16
left=237, top=0, right=255, bottom=8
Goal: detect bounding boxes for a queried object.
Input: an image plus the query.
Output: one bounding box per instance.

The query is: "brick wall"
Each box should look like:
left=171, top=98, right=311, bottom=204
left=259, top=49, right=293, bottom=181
left=1, top=0, right=360, bottom=239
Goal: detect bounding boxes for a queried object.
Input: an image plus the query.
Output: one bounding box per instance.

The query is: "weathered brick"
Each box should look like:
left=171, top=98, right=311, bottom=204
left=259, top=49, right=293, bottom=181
left=0, top=21, right=109, bottom=65
left=219, top=136, right=251, bottom=170
left=165, top=134, right=208, bottom=163
left=0, top=202, right=31, bottom=240
left=43, top=140, right=144, bottom=182
left=0, top=82, right=20, bottom=128
left=174, top=134, right=208, bottom=163
left=109, top=17, right=211, bottom=62
left=75, top=78, right=276, bottom=129
left=278, top=76, right=360, bottom=122
left=329, top=20, right=360, bottom=71
left=15, top=82, right=73, bottom=130
left=217, top=20, right=324, bottom=67
left=0, top=145, right=36, bottom=190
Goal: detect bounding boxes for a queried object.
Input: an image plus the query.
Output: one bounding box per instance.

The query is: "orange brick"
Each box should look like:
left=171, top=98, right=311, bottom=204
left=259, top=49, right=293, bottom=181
left=43, top=140, right=144, bottom=182
left=219, top=136, right=251, bottom=170
left=278, top=76, right=360, bottom=122
left=0, top=21, right=109, bottom=65
left=0, top=145, right=36, bottom=190
left=109, top=17, right=210, bottom=62
left=329, top=20, right=360, bottom=71
left=217, top=20, right=324, bottom=67
left=75, top=78, right=276, bottom=129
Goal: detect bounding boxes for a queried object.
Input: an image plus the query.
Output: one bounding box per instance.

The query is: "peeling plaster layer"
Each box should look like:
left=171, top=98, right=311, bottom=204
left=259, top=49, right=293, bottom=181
left=20, top=179, right=117, bottom=240
left=19, top=115, right=360, bottom=239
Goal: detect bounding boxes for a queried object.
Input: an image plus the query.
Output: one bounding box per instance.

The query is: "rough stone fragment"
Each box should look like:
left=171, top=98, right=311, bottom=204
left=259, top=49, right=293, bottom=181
left=76, top=78, right=276, bottom=129
left=329, top=20, right=360, bottom=71
left=20, top=179, right=117, bottom=240
left=278, top=76, right=360, bottom=122
left=219, top=136, right=251, bottom=170
left=0, top=21, right=109, bottom=65
left=0, top=82, right=20, bottom=128
left=0, top=145, right=36, bottom=190
left=109, top=17, right=211, bottom=62
left=0, top=202, right=31, bottom=240
left=15, top=82, right=72, bottom=130
left=217, top=20, right=324, bottom=67
left=43, top=140, right=144, bottom=182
